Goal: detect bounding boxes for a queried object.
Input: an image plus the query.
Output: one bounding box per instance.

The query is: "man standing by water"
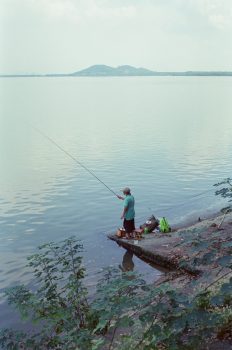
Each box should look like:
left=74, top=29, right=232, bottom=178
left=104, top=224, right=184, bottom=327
left=117, top=187, right=135, bottom=239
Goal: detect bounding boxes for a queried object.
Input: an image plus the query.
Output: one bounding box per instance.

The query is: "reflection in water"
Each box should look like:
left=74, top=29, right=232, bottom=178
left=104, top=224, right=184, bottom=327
left=119, top=250, right=134, bottom=272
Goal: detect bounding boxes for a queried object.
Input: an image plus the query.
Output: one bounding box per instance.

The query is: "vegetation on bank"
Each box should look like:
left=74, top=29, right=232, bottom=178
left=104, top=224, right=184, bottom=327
left=0, top=180, right=231, bottom=350
left=0, top=233, right=231, bottom=350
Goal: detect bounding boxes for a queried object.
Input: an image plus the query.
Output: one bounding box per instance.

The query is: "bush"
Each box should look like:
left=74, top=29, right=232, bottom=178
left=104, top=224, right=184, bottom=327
left=0, top=236, right=231, bottom=350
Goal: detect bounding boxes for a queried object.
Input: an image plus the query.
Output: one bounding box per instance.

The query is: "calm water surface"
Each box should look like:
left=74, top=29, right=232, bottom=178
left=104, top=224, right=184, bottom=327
left=0, top=77, right=232, bottom=328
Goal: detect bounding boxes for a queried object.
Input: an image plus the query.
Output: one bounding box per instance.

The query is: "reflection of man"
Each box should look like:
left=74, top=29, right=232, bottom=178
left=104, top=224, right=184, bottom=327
left=119, top=250, right=134, bottom=272
left=117, top=187, right=135, bottom=239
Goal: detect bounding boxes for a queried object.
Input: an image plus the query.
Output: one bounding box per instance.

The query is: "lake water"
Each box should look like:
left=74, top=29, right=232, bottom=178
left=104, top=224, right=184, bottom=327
left=0, top=76, right=232, bottom=328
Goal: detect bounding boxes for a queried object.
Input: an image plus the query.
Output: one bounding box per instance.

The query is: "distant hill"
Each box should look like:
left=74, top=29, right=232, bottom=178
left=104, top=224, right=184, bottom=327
left=1, top=65, right=232, bottom=77
left=70, top=65, right=232, bottom=77
left=71, top=65, right=156, bottom=76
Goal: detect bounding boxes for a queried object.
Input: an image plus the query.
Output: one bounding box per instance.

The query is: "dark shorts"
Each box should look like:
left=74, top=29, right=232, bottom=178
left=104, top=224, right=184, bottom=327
left=123, top=219, right=135, bottom=234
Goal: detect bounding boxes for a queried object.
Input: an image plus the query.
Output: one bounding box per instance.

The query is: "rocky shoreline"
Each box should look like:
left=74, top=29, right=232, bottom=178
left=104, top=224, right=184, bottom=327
left=109, top=212, right=231, bottom=274
left=108, top=212, right=232, bottom=349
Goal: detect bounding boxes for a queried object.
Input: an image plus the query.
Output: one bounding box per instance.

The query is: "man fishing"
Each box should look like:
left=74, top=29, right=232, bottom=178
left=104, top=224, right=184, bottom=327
left=117, top=187, right=135, bottom=239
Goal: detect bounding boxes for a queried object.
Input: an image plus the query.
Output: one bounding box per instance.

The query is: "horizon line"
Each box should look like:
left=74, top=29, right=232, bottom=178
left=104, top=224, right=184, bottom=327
left=1, top=64, right=232, bottom=77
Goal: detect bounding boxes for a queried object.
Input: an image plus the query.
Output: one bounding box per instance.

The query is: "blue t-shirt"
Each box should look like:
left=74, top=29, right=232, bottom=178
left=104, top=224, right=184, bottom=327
left=124, top=195, right=135, bottom=220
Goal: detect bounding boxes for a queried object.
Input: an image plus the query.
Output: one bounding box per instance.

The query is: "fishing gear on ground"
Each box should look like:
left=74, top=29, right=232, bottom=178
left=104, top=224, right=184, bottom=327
left=116, top=215, right=171, bottom=238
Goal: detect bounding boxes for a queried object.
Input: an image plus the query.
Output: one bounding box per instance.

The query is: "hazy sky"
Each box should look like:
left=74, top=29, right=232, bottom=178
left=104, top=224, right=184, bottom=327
left=1, top=0, right=232, bottom=73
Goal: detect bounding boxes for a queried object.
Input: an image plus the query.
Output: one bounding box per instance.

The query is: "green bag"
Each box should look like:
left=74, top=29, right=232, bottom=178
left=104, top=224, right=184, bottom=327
left=159, top=217, right=170, bottom=233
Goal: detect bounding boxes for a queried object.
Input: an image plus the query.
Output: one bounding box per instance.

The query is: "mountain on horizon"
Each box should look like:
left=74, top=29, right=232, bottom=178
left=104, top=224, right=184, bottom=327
left=71, top=65, right=156, bottom=76
left=1, top=65, right=232, bottom=77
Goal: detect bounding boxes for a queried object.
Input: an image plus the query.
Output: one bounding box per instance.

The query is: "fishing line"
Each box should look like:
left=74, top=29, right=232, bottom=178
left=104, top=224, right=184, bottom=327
left=151, top=188, right=213, bottom=213
left=30, top=124, right=118, bottom=197
left=29, top=123, right=214, bottom=218
left=141, top=188, right=214, bottom=220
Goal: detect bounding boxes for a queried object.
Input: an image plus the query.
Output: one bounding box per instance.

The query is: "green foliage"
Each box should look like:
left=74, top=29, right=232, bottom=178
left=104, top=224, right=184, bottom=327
left=214, top=177, right=232, bottom=203
left=0, top=236, right=231, bottom=350
left=0, top=237, right=94, bottom=350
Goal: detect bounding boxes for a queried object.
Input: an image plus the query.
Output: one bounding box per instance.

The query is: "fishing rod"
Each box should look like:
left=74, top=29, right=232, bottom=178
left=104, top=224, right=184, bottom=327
left=29, top=124, right=214, bottom=217
left=30, top=125, right=119, bottom=197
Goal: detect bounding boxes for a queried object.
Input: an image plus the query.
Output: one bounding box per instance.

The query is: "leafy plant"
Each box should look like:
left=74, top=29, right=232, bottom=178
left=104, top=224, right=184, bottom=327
left=0, top=237, right=94, bottom=350
left=214, top=178, right=232, bottom=203
left=0, top=236, right=231, bottom=350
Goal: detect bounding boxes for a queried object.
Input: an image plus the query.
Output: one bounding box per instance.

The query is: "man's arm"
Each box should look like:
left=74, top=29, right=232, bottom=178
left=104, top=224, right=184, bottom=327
left=117, top=195, right=124, bottom=200
left=121, top=206, right=128, bottom=220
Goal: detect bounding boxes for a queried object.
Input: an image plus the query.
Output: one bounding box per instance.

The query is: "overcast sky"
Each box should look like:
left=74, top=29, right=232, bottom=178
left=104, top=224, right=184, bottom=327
left=1, top=0, right=232, bottom=73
